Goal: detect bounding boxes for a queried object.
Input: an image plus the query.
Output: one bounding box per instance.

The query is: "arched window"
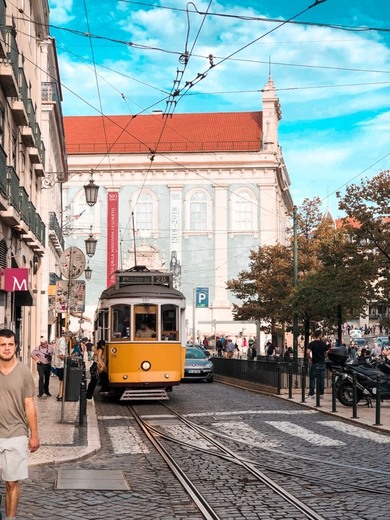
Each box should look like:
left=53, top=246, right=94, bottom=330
left=135, top=192, right=153, bottom=231
left=231, top=190, right=257, bottom=232
left=131, top=189, right=159, bottom=238
left=190, top=191, right=207, bottom=231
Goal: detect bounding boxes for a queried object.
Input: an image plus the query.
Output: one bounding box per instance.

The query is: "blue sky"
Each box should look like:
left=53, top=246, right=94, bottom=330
left=48, top=1, right=390, bottom=218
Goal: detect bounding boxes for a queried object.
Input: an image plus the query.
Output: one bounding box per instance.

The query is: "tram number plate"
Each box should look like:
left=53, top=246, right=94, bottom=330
left=188, top=369, right=201, bottom=373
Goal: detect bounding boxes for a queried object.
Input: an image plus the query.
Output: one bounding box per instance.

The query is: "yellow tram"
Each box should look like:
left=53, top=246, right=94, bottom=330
left=94, top=266, right=187, bottom=400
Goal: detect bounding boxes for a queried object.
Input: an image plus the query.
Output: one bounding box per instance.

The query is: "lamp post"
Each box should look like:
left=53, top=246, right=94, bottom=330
left=85, top=226, right=98, bottom=257
left=84, top=264, right=92, bottom=280
left=84, top=171, right=99, bottom=207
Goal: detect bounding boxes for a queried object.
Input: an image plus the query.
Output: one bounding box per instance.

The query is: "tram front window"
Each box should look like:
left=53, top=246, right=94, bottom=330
left=161, top=304, right=178, bottom=341
left=134, top=304, right=157, bottom=340
left=111, top=304, right=131, bottom=339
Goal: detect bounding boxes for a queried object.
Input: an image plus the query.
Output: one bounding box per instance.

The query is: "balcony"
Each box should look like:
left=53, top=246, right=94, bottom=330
left=9, top=69, right=29, bottom=126
left=0, top=27, right=19, bottom=97
left=0, top=165, right=21, bottom=225
left=49, top=211, right=65, bottom=253
left=0, top=1, right=6, bottom=59
left=0, top=144, right=7, bottom=209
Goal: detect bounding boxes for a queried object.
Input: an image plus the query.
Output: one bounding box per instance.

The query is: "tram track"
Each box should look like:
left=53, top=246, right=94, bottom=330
left=129, top=403, right=326, bottom=520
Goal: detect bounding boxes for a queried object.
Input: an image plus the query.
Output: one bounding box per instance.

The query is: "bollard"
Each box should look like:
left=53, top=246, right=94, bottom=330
left=331, top=371, right=337, bottom=413
left=351, top=373, right=359, bottom=419
left=79, top=378, right=87, bottom=426
left=288, top=363, right=293, bottom=399
left=301, top=362, right=306, bottom=403
left=375, top=375, right=382, bottom=426
left=315, top=366, right=321, bottom=407
left=277, top=363, right=282, bottom=395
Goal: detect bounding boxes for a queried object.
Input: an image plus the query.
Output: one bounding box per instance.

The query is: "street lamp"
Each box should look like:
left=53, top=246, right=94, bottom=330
left=85, top=226, right=98, bottom=257
left=84, top=263, right=92, bottom=280
left=84, top=171, right=99, bottom=207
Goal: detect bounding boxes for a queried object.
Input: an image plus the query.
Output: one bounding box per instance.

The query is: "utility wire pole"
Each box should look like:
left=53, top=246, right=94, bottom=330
left=293, top=206, right=299, bottom=359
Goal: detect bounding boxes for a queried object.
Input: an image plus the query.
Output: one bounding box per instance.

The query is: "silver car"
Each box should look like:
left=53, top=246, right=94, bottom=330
left=183, top=346, right=214, bottom=383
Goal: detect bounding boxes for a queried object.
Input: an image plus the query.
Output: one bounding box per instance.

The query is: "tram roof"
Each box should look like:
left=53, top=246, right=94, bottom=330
left=100, top=283, right=185, bottom=301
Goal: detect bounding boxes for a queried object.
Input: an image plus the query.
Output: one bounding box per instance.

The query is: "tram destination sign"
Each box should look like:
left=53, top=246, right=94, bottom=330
left=117, top=272, right=171, bottom=287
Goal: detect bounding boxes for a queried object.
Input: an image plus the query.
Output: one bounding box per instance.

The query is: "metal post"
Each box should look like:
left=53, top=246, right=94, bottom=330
left=315, top=366, right=321, bottom=407
left=277, top=362, right=281, bottom=395
left=301, top=362, right=306, bottom=403
left=375, top=375, right=382, bottom=426
left=331, top=371, right=337, bottom=413
left=288, top=363, right=293, bottom=399
left=192, top=287, right=196, bottom=343
left=292, top=206, right=299, bottom=360
left=79, top=366, right=87, bottom=426
left=352, top=373, right=359, bottom=419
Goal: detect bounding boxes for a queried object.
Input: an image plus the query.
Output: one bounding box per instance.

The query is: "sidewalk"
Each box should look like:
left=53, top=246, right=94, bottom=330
left=276, top=389, right=390, bottom=433
left=28, top=376, right=101, bottom=467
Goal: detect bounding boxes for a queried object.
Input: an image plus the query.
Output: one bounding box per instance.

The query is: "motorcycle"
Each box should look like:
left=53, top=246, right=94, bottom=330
left=326, top=347, right=390, bottom=406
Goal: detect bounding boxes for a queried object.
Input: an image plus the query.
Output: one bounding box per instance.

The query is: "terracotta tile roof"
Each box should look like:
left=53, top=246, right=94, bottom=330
left=63, top=112, right=262, bottom=154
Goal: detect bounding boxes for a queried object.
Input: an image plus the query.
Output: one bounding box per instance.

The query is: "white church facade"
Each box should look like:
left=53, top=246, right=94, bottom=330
left=62, top=77, right=293, bottom=341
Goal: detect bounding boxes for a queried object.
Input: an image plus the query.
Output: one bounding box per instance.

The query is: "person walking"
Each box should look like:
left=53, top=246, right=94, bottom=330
left=0, top=328, right=40, bottom=520
left=31, top=338, right=54, bottom=397
left=306, top=330, right=329, bottom=399
left=52, top=334, right=67, bottom=401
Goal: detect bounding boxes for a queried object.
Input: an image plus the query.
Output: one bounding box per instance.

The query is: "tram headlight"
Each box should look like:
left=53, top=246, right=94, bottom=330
left=141, top=361, right=151, bottom=371
left=111, top=347, right=117, bottom=354
left=123, top=375, right=128, bottom=380
left=164, top=373, right=169, bottom=379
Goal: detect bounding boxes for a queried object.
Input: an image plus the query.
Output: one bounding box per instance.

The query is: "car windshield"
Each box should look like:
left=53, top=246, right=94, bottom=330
left=186, top=348, right=207, bottom=360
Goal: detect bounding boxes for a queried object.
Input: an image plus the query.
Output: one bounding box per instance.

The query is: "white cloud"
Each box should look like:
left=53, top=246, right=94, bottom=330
left=49, top=0, right=74, bottom=24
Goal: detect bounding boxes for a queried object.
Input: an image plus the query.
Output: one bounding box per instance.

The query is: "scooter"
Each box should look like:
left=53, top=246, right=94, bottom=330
left=326, top=347, right=390, bottom=406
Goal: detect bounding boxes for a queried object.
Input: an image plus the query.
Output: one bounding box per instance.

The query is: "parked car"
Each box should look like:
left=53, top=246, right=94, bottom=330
left=349, top=329, right=363, bottom=338
left=351, top=338, right=368, bottom=348
left=186, top=343, right=210, bottom=357
left=182, top=346, right=214, bottom=382
left=375, top=336, right=389, bottom=348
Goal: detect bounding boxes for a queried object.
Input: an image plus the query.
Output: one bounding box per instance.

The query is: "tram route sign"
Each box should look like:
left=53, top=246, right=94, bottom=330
left=196, top=287, right=209, bottom=308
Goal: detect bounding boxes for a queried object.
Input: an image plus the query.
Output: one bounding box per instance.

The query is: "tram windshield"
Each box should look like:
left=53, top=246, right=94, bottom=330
left=134, top=304, right=157, bottom=340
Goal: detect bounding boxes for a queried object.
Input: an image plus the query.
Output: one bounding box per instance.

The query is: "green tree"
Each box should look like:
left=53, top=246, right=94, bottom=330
left=226, top=244, right=293, bottom=340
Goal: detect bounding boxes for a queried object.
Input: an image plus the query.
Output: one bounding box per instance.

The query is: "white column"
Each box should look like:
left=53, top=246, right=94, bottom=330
left=213, top=184, right=230, bottom=309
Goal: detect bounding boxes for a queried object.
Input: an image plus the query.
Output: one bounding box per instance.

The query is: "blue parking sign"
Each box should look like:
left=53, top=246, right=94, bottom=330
left=196, top=287, right=209, bottom=308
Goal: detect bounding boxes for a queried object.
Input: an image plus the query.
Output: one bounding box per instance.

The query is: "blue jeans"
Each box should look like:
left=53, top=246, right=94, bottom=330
left=309, top=362, right=326, bottom=396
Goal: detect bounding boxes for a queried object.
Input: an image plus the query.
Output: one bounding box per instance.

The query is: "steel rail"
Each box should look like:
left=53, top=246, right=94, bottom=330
left=128, top=405, right=222, bottom=520
left=161, top=402, right=325, bottom=520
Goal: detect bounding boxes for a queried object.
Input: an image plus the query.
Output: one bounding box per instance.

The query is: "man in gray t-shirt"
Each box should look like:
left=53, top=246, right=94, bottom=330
left=0, top=329, right=40, bottom=519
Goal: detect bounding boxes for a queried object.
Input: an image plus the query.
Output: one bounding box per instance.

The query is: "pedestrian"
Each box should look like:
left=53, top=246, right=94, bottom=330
left=31, top=337, right=54, bottom=397
left=85, top=338, right=93, bottom=361
left=0, top=328, right=40, bottom=520
left=226, top=338, right=235, bottom=358
left=216, top=337, right=223, bottom=358
left=306, top=330, right=329, bottom=399
left=87, top=340, right=108, bottom=399
left=52, top=334, right=67, bottom=401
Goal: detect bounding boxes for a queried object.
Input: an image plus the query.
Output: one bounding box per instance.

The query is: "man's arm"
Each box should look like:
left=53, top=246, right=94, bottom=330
left=24, top=396, right=40, bottom=452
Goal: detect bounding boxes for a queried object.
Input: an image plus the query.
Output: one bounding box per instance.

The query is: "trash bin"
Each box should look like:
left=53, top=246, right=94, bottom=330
left=64, top=356, right=83, bottom=401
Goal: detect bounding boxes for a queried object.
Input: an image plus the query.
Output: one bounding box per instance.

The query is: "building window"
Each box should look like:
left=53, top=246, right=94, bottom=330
left=131, top=189, right=158, bottom=238
left=190, top=191, right=207, bottom=231
left=135, top=192, right=153, bottom=231
left=231, top=189, right=257, bottom=232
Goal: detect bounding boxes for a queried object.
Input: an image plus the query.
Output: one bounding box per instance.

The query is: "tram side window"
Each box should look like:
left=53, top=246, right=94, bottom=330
left=134, top=304, right=157, bottom=340
left=97, top=310, right=109, bottom=342
left=111, top=304, right=131, bottom=339
left=161, top=304, right=178, bottom=341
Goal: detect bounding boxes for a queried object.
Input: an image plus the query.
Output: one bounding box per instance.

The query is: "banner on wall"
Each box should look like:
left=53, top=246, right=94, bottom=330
left=107, top=192, right=119, bottom=287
